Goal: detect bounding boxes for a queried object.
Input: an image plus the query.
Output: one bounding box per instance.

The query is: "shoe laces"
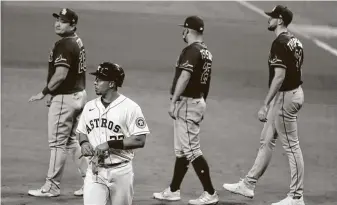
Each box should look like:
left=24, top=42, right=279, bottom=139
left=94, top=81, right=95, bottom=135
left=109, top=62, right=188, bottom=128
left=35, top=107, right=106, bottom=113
left=197, top=191, right=209, bottom=202
left=162, top=187, right=172, bottom=196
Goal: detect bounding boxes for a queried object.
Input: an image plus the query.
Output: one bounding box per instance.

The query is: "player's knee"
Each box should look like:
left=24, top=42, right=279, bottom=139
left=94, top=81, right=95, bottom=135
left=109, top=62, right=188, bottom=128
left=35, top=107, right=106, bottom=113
left=283, top=141, right=300, bottom=151
left=174, top=150, right=184, bottom=158
left=259, top=136, right=276, bottom=149
left=186, top=149, right=203, bottom=162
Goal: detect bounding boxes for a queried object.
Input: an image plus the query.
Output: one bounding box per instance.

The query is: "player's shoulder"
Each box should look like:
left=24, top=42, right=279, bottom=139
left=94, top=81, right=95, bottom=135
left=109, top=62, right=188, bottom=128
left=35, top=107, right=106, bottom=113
left=120, top=95, right=141, bottom=109
left=181, top=42, right=206, bottom=57
left=55, top=33, right=81, bottom=50
left=275, top=32, right=295, bottom=45
left=187, top=42, right=208, bottom=52
left=82, top=97, right=100, bottom=111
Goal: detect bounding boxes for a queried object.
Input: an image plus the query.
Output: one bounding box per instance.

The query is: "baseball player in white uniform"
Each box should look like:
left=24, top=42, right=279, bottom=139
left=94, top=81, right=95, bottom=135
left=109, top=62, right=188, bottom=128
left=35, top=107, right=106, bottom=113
left=76, top=62, right=150, bottom=205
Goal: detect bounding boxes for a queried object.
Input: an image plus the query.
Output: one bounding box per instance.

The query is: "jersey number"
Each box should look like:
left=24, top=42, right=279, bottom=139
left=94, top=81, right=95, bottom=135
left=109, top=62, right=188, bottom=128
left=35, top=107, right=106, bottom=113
left=76, top=38, right=87, bottom=74
left=110, top=135, right=125, bottom=141
left=294, top=48, right=303, bottom=71
left=201, top=62, right=211, bottom=84
left=200, top=49, right=212, bottom=85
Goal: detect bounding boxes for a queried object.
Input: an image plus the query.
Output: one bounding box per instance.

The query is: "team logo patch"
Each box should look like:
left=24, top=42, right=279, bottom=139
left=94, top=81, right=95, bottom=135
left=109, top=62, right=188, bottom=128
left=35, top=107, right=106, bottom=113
left=55, top=54, right=67, bottom=63
left=61, top=8, right=67, bottom=15
left=136, top=117, right=146, bottom=129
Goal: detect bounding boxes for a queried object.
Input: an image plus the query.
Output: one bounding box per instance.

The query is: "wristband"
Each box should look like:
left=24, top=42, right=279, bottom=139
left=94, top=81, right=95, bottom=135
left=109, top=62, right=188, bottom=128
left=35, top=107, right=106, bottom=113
left=42, top=86, right=51, bottom=95
left=107, top=140, right=124, bottom=149
left=80, top=140, right=89, bottom=146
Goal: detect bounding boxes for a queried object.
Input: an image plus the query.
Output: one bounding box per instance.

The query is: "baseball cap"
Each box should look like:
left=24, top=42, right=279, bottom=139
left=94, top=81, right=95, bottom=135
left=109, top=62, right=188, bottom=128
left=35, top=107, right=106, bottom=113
left=90, top=62, right=125, bottom=86
left=179, top=16, right=204, bottom=33
left=265, top=5, right=293, bottom=26
left=53, top=8, right=78, bottom=24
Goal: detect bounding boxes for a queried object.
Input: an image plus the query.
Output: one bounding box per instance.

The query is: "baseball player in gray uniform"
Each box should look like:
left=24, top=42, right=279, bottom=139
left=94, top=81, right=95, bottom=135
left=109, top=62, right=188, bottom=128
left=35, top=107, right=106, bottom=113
left=28, top=8, right=88, bottom=197
left=153, top=16, right=219, bottom=205
left=223, top=5, right=305, bottom=205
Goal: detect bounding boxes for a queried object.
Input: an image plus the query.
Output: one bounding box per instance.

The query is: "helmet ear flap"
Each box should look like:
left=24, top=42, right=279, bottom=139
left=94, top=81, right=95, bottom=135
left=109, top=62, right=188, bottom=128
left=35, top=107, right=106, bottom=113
left=116, top=65, right=125, bottom=87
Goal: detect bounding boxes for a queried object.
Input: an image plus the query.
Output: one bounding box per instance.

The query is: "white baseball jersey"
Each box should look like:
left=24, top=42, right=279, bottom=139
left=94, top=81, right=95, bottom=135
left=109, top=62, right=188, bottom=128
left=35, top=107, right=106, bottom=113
left=76, top=94, right=150, bottom=164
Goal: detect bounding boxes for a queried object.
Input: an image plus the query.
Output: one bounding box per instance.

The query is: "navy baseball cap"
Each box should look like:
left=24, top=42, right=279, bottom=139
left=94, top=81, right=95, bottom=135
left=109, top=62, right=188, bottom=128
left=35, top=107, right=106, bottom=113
left=179, top=16, right=204, bottom=33
left=265, top=5, right=293, bottom=26
left=53, top=8, right=78, bottom=24
left=90, top=62, right=125, bottom=86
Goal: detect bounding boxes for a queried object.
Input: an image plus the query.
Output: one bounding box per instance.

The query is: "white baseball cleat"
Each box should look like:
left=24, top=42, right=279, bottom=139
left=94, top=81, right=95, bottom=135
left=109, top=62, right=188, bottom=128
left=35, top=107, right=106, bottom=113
left=74, top=186, right=84, bottom=196
left=188, top=191, right=219, bottom=205
left=153, top=187, right=181, bottom=201
left=223, top=179, right=254, bottom=198
left=271, top=196, right=305, bottom=205
left=28, top=188, right=60, bottom=197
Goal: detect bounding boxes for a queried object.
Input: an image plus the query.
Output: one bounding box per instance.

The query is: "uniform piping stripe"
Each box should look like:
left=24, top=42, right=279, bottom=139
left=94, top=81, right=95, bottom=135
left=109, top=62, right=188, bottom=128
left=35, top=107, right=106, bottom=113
left=51, top=95, right=64, bottom=190
left=131, top=131, right=150, bottom=136
left=54, top=63, right=70, bottom=68
left=181, top=67, right=194, bottom=73
left=271, top=63, right=287, bottom=68
left=93, top=100, right=101, bottom=146
left=281, top=92, right=300, bottom=198
left=184, top=101, right=196, bottom=161
left=103, top=96, right=127, bottom=112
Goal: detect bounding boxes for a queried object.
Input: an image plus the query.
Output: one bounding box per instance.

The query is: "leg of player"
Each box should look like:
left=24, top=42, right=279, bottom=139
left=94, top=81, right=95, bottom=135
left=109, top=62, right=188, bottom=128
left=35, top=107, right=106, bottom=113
left=28, top=92, right=87, bottom=197
left=28, top=95, right=71, bottom=197
left=223, top=96, right=279, bottom=199
left=184, top=99, right=218, bottom=205
left=109, top=170, right=134, bottom=205
left=153, top=100, right=187, bottom=201
left=84, top=170, right=110, bottom=205
left=153, top=112, right=185, bottom=201
left=67, top=140, right=88, bottom=196
left=154, top=98, right=219, bottom=205
left=68, top=91, right=88, bottom=196
left=272, top=88, right=305, bottom=205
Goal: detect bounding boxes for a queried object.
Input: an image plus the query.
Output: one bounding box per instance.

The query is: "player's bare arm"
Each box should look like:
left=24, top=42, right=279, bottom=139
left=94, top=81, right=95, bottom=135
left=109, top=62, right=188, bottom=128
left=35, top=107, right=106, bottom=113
left=46, top=66, right=69, bottom=92
left=28, top=66, right=69, bottom=102
left=78, top=133, right=94, bottom=157
left=258, top=67, right=285, bottom=122
left=169, top=71, right=191, bottom=119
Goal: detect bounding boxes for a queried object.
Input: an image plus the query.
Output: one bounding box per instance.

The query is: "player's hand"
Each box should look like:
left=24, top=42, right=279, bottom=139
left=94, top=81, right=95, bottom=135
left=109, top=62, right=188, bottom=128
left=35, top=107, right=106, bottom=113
left=28, top=92, right=46, bottom=102
left=168, top=102, right=176, bottom=120
left=94, top=142, right=109, bottom=157
left=46, top=96, right=53, bottom=107
left=80, top=142, right=94, bottom=157
left=258, top=105, right=268, bottom=122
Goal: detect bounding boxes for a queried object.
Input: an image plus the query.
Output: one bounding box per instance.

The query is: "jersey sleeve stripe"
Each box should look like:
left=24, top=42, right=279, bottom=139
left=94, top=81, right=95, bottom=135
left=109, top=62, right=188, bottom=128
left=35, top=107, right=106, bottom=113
left=130, top=131, right=150, bottom=136
left=180, top=67, right=194, bottom=72
left=271, top=58, right=283, bottom=63
left=54, top=62, right=71, bottom=68
left=270, top=63, right=287, bottom=69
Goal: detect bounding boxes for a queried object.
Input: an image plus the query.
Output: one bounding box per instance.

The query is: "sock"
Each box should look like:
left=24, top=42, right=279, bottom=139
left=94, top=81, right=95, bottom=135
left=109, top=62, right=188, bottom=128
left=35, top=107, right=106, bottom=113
left=192, top=155, right=215, bottom=195
left=170, top=157, right=190, bottom=192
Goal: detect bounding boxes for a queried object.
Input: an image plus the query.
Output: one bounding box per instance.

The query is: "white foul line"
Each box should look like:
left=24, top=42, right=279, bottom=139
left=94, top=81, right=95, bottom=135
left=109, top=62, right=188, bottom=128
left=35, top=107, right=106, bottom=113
left=236, top=0, right=337, bottom=57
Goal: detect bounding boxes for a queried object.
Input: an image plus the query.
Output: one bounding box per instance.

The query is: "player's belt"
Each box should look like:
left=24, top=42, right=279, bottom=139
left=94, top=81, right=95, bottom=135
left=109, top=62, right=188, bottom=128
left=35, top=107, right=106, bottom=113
left=279, top=85, right=301, bottom=92
left=98, top=161, right=129, bottom=168
left=170, top=94, right=204, bottom=101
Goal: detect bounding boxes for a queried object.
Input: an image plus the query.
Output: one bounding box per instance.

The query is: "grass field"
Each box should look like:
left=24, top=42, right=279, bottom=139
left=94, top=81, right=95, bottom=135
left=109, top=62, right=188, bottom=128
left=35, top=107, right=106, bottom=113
left=1, top=1, right=337, bottom=205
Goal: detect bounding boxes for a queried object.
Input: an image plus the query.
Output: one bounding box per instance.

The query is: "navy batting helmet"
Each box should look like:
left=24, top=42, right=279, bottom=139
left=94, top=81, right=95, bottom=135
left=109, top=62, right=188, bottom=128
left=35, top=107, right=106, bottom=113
left=90, top=62, right=125, bottom=87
